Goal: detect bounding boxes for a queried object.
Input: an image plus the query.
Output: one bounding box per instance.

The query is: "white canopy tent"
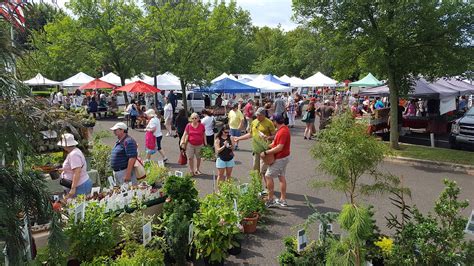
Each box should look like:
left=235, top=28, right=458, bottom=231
left=100, top=72, right=122, bottom=86
left=61, top=72, right=94, bottom=87
left=300, top=72, right=338, bottom=87
left=278, top=75, right=292, bottom=83
left=23, top=73, right=61, bottom=86
left=279, top=75, right=305, bottom=87
left=246, top=77, right=291, bottom=93
left=211, top=72, right=237, bottom=83
left=125, top=73, right=152, bottom=84
left=144, top=72, right=182, bottom=90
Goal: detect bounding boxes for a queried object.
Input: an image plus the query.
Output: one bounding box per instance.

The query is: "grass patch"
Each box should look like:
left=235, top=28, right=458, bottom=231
left=32, top=91, right=52, bottom=97
left=390, top=143, right=474, bottom=166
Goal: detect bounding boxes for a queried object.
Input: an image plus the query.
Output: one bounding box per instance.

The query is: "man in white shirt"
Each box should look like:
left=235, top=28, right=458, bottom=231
left=56, top=90, right=63, bottom=105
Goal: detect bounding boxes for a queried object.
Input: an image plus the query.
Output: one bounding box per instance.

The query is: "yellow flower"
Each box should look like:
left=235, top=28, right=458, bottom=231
left=374, top=236, right=393, bottom=256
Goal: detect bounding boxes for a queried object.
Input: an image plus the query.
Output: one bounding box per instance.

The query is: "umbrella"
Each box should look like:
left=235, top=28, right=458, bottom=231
left=115, top=81, right=161, bottom=93
left=79, top=78, right=117, bottom=90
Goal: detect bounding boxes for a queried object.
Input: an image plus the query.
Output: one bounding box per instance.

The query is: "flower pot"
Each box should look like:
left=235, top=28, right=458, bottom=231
left=242, top=213, right=259, bottom=233
left=261, top=153, right=275, bottom=165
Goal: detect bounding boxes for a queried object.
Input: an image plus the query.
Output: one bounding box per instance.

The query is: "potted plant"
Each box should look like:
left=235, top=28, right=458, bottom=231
left=252, top=136, right=273, bottom=165
left=192, top=193, right=241, bottom=265
left=144, top=161, right=168, bottom=188
left=239, top=171, right=266, bottom=233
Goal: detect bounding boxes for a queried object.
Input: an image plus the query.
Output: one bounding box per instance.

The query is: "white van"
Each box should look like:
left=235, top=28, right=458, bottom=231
left=175, top=92, right=205, bottom=113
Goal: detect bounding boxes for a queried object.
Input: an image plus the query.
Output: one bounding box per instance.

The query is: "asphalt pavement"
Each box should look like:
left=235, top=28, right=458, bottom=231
left=95, top=118, right=474, bottom=265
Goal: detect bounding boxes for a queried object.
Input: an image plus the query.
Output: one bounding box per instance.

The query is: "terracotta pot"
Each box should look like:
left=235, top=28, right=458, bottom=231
left=242, top=213, right=259, bottom=233
left=261, top=153, right=275, bottom=165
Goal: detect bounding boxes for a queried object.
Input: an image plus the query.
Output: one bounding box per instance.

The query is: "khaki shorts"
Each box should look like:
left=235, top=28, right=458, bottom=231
left=186, top=144, right=203, bottom=159
left=266, top=156, right=290, bottom=178
left=253, top=154, right=269, bottom=173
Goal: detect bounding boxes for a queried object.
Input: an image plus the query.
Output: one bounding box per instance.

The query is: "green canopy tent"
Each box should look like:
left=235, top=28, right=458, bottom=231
left=349, top=73, right=383, bottom=87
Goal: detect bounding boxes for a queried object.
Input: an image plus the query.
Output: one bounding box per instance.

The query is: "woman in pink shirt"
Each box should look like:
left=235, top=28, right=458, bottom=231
left=180, top=112, right=207, bottom=176
left=58, top=133, right=92, bottom=198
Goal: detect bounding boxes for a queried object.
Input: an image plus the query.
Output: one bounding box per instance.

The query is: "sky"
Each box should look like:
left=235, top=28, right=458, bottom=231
left=36, top=0, right=298, bottom=31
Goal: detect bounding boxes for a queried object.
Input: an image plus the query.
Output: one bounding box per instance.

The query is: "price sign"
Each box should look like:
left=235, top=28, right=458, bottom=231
left=74, top=202, right=86, bottom=224
left=465, top=210, right=474, bottom=235
left=157, top=160, right=165, bottom=167
left=175, top=171, right=183, bottom=177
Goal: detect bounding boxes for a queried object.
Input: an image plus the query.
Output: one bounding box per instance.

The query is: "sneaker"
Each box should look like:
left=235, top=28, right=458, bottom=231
left=261, top=189, right=269, bottom=196
left=276, top=199, right=288, bottom=207
left=304, top=136, right=307, bottom=140
left=163, top=158, right=168, bottom=163
left=166, top=133, right=170, bottom=137
left=265, top=199, right=277, bottom=208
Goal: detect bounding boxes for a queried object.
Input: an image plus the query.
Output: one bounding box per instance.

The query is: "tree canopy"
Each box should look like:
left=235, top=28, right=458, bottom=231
left=293, top=0, right=473, bottom=148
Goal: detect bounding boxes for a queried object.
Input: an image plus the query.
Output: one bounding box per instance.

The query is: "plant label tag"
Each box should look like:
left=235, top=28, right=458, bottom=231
left=188, top=223, right=193, bottom=245
left=52, top=195, right=59, bottom=201
left=90, top=187, right=101, bottom=196
left=157, top=160, right=165, bottom=167
left=319, top=223, right=333, bottom=240
left=175, top=171, right=183, bottom=177
left=168, top=171, right=173, bottom=177
left=233, top=199, right=238, bottom=212
left=107, top=176, right=116, bottom=188
left=142, top=221, right=152, bottom=246
left=74, top=202, right=86, bottom=224
left=297, top=229, right=308, bottom=252
left=465, top=210, right=474, bottom=235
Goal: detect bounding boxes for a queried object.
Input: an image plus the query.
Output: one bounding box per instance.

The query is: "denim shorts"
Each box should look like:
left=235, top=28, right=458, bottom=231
left=216, top=158, right=235, bottom=169
left=66, top=178, right=93, bottom=197
left=145, top=148, right=156, bottom=155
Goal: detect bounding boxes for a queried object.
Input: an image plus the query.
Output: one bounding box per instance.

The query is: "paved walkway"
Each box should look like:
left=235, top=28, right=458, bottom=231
left=95, top=118, right=474, bottom=265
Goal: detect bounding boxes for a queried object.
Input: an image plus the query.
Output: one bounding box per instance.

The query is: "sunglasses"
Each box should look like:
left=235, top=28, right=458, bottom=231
left=223, top=131, right=229, bottom=134
left=191, top=117, right=198, bottom=120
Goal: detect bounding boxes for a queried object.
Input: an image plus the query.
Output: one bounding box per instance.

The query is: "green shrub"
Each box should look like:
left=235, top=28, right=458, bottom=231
left=65, top=202, right=116, bottom=262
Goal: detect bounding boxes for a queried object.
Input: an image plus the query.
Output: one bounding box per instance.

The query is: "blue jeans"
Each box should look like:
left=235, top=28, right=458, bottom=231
left=67, top=178, right=93, bottom=197
left=230, top=129, right=241, bottom=148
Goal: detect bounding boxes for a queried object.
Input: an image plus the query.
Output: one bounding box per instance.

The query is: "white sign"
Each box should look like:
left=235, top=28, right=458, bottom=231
left=90, top=187, right=101, bottom=196
left=74, top=202, right=86, bottom=224
left=107, top=176, right=116, bottom=188
left=297, top=229, right=308, bottom=252
left=319, top=223, right=333, bottom=240
left=157, top=160, right=165, bottom=167
left=143, top=222, right=152, bottom=246
left=188, top=223, right=194, bottom=245
left=52, top=195, right=59, bottom=201
left=175, top=171, right=183, bottom=177
left=233, top=199, right=238, bottom=212
left=465, top=210, right=474, bottom=235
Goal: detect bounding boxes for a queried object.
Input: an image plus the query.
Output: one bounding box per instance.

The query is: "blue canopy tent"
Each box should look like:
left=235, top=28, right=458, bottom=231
left=264, top=74, right=290, bottom=87
left=197, top=78, right=260, bottom=93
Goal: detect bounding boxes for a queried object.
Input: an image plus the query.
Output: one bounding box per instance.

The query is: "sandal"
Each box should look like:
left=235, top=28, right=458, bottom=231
left=194, top=170, right=202, bottom=176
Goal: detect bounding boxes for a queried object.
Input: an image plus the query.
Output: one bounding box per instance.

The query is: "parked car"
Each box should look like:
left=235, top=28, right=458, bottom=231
left=175, top=91, right=205, bottom=113
left=450, top=107, right=474, bottom=148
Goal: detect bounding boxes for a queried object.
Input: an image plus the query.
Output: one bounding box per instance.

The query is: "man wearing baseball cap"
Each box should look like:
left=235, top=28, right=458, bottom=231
left=110, top=122, right=138, bottom=185
left=261, top=113, right=291, bottom=207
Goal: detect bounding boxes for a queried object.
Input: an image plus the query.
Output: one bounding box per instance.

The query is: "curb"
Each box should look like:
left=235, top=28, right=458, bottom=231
left=384, top=156, right=474, bottom=176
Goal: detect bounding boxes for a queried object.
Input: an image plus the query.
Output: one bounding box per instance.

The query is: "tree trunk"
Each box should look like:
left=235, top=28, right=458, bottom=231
left=387, top=73, right=399, bottom=149
left=181, top=79, right=188, bottom=117
left=120, top=76, right=129, bottom=104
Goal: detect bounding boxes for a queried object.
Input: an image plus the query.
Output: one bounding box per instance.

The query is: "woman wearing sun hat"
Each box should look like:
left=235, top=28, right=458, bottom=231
left=57, top=133, right=92, bottom=197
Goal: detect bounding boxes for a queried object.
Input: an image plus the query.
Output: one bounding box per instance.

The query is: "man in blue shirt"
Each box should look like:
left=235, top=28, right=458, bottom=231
left=110, top=122, right=138, bottom=185
left=374, top=97, right=385, bottom=109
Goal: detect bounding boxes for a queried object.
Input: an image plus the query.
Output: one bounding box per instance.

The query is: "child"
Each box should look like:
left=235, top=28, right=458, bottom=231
left=144, top=129, right=156, bottom=162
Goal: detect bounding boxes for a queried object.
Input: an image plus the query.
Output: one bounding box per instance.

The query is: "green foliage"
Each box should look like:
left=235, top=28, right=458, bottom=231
left=251, top=136, right=270, bottom=154
left=192, top=193, right=241, bottom=263
left=0, top=168, right=51, bottom=264
left=118, top=211, right=154, bottom=243
left=144, top=161, right=168, bottom=186
left=303, top=196, right=338, bottom=244
left=163, top=200, right=193, bottom=265
left=82, top=241, right=164, bottom=266
left=386, top=179, right=473, bottom=265
left=65, top=202, right=116, bottom=262
left=163, top=174, right=199, bottom=216
left=239, top=171, right=266, bottom=218
left=200, top=145, right=216, bottom=161
left=90, top=140, right=112, bottom=185
left=278, top=235, right=330, bottom=266
left=311, top=112, right=388, bottom=204
left=47, top=211, right=68, bottom=265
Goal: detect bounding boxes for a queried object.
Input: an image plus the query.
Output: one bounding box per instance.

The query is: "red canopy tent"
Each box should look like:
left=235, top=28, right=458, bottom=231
left=79, top=78, right=116, bottom=90
left=115, top=81, right=161, bottom=93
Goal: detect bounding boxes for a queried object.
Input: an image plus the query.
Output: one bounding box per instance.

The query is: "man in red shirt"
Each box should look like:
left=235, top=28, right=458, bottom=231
left=260, top=113, right=291, bottom=207
left=243, top=99, right=254, bottom=132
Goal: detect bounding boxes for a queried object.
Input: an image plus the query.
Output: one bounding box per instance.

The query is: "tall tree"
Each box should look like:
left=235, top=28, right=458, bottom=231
left=143, top=1, right=239, bottom=114
left=251, top=26, right=291, bottom=76
left=293, top=1, right=473, bottom=149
